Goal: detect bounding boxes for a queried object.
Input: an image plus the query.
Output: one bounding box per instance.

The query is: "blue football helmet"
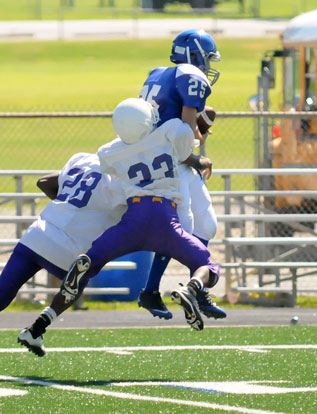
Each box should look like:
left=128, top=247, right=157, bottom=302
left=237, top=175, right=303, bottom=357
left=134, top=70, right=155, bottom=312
left=170, top=29, right=221, bottom=86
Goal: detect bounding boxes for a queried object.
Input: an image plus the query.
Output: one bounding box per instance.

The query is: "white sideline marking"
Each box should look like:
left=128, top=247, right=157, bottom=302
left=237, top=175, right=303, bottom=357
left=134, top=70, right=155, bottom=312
left=0, top=388, right=27, bottom=397
left=0, top=375, right=286, bottom=414
left=1, top=344, right=316, bottom=353
left=108, top=380, right=317, bottom=394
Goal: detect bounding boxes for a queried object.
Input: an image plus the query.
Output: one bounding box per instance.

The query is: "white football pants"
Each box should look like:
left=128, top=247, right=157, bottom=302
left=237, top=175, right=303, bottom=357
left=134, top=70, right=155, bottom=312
left=177, top=165, right=217, bottom=241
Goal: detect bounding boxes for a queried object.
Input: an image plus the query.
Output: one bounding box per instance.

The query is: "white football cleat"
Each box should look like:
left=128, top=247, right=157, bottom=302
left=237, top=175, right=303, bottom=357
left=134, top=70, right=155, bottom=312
left=17, top=328, right=46, bottom=357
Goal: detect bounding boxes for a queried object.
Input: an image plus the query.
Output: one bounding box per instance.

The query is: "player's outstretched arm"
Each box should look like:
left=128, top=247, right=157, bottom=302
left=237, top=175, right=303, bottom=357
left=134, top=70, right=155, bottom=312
left=181, top=106, right=205, bottom=145
left=184, top=154, right=213, bottom=180
left=37, top=173, right=59, bottom=200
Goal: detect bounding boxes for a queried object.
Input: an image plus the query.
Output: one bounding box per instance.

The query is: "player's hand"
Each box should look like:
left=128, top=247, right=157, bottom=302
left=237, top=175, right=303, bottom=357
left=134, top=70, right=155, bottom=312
left=202, top=166, right=212, bottom=180
left=183, top=154, right=212, bottom=179
left=199, top=156, right=212, bottom=180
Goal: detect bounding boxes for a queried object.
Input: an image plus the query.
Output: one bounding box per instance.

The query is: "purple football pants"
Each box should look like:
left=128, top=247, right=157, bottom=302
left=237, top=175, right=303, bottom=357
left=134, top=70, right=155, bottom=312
left=85, top=196, right=220, bottom=283
left=0, top=243, right=67, bottom=311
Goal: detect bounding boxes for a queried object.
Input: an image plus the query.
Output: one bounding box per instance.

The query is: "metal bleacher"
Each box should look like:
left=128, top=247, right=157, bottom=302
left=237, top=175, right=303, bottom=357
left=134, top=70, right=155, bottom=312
left=208, top=168, right=317, bottom=301
left=0, top=168, right=317, bottom=303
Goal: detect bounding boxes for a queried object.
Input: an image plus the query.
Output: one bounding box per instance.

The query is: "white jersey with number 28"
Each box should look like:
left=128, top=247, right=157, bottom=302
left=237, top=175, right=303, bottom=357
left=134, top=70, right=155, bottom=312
left=20, top=153, right=127, bottom=270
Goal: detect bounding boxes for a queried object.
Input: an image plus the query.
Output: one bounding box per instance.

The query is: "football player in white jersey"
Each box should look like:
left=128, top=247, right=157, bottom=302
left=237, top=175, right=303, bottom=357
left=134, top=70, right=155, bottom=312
left=18, top=98, right=221, bottom=356
left=138, top=29, right=225, bottom=321
left=0, top=153, right=126, bottom=313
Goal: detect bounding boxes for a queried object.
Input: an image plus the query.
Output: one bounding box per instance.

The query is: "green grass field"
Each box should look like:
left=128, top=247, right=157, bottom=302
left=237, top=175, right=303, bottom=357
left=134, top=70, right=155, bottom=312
left=4, top=295, right=317, bottom=312
left=0, top=326, right=316, bottom=413
left=0, top=37, right=281, bottom=192
left=0, top=0, right=316, bottom=20
left=0, top=37, right=282, bottom=111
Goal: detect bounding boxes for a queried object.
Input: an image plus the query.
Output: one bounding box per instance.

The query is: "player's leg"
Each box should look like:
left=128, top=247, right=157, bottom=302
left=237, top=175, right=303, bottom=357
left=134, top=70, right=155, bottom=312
left=18, top=305, right=56, bottom=357
left=187, top=170, right=226, bottom=319
left=59, top=207, right=144, bottom=309
left=18, top=252, right=99, bottom=357
left=171, top=265, right=215, bottom=331
left=138, top=171, right=194, bottom=320
left=19, top=258, right=90, bottom=357
left=4, top=244, right=67, bottom=357
left=161, top=222, right=224, bottom=329
left=0, top=244, right=42, bottom=311
left=21, top=227, right=134, bottom=350
left=189, top=168, right=217, bottom=243
left=138, top=253, right=173, bottom=319
left=18, top=205, right=146, bottom=355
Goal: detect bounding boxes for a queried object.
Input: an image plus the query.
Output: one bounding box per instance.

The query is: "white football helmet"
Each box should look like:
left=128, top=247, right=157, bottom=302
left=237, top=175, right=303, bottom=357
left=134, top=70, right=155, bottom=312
left=112, top=98, right=160, bottom=144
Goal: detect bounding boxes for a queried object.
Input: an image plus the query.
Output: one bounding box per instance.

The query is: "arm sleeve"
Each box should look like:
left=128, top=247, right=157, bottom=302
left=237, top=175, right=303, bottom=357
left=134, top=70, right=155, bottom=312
left=166, top=119, right=195, bottom=162
left=176, top=74, right=211, bottom=112
left=97, top=145, right=112, bottom=174
left=97, top=139, right=122, bottom=175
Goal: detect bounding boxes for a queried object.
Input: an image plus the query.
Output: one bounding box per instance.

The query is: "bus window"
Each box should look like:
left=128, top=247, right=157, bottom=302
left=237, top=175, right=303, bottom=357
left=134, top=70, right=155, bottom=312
left=283, top=48, right=300, bottom=108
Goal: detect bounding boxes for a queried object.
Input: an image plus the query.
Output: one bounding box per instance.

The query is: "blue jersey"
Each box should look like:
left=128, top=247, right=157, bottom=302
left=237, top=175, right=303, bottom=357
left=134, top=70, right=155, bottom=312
left=140, top=63, right=211, bottom=126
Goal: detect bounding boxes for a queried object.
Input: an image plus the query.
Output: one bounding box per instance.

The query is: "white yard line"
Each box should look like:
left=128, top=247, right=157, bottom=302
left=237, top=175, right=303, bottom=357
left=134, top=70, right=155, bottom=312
left=0, top=345, right=314, bottom=413
left=0, top=375, right=286, bottom=414
left=0, top=387, right=27, bottom=397
left=0, top=344, right=316, bottom=353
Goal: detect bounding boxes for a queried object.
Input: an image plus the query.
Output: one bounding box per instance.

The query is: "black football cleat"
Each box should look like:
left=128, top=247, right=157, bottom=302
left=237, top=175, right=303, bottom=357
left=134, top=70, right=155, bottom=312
left=61, top=254, right=91, bottom=303
left=171, top=284, right=204, bottom=331
left=196, top=289, right=227, bottom=319
left=138, top=290, right=173, bottom=319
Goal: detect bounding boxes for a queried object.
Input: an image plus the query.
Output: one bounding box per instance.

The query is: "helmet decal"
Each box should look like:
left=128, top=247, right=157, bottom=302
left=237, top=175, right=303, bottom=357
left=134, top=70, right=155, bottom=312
left=175, top=45, right=186, bottom=54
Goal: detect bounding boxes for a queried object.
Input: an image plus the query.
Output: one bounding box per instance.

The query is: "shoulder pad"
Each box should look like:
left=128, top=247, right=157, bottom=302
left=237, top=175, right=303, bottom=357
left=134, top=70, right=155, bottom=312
left=176, top=64, right=209, bottom=85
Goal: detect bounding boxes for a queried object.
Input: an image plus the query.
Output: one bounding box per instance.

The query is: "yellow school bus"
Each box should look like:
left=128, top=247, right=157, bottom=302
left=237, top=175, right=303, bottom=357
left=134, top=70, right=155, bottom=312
left=266, top=10, right=317, bottom=231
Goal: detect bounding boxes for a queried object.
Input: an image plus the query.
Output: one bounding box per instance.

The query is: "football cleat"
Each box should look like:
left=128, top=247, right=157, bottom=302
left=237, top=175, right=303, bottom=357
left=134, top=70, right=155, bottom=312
left=61, top=254, right=91, bottom=303
left=196, top=289, right=227, bottom=319
left=171, top=284, right=204, bottom=331
left=17, top=328, right=46, bottom=357
left=138, top=290, right=173, bottom=320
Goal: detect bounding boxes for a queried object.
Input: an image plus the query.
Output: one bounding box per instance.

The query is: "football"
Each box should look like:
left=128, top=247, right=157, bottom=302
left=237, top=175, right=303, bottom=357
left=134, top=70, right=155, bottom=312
left=197, top=106, right=216, bottom=134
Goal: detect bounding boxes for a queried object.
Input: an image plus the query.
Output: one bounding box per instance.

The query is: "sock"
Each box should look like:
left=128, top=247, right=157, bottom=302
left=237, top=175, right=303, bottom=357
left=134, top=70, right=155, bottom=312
left=187, top=277, right=204, bottom=295
left=143, top=254, right=170, bottom=293
left=42, top=306, right=57, bottom=323
left=30, top=307, right=57, bottom=338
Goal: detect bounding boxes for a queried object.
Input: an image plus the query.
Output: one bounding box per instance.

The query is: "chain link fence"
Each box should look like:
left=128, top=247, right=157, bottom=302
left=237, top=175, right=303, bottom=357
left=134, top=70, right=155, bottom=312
left=0, top=111, right=260, bottom=191
left=1, top=110, right=316, bottom=187
left=1, top=0, right=315, bottom=20
left=0, top=111, right=316, bottom=265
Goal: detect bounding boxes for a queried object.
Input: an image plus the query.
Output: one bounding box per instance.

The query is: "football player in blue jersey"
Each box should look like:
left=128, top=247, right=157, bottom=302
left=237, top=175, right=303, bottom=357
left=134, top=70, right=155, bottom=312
left=138, top=29, right=226, bottom=321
